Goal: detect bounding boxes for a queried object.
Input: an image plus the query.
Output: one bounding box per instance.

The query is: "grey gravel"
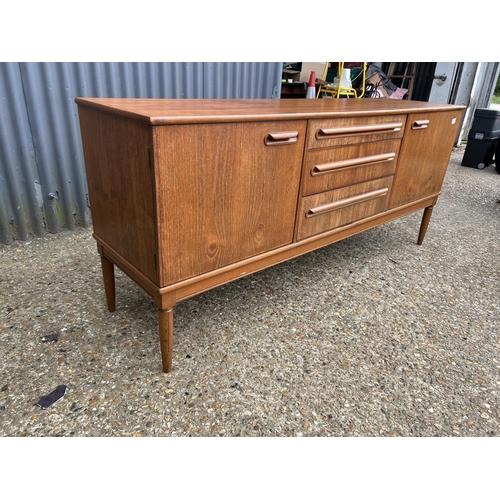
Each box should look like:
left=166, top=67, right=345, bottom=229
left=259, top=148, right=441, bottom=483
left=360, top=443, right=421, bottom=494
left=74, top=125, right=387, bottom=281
left=1, top=145, right=499, bottom=437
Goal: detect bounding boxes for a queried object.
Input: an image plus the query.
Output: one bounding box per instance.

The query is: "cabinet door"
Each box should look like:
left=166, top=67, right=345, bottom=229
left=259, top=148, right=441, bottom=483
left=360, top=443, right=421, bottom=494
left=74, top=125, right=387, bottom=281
left=152, top=120, right=306, bottom=286
left=389, top=110, right=462, bottom=209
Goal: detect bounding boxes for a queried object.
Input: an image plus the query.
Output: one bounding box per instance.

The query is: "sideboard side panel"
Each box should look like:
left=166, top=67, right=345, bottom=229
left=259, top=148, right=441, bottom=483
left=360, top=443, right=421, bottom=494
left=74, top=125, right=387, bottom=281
left=77, top=106, right=158, bottom=283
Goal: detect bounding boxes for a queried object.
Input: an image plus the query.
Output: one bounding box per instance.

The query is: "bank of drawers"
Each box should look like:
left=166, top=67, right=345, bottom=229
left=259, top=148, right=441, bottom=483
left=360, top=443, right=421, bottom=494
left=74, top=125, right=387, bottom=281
left=296, top=114, right=407, bottom=240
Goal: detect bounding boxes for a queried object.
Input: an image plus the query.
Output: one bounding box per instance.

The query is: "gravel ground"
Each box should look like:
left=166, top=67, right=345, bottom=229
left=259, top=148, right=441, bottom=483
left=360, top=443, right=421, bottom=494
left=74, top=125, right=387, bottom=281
left=1, top=145, right=499, bottom=438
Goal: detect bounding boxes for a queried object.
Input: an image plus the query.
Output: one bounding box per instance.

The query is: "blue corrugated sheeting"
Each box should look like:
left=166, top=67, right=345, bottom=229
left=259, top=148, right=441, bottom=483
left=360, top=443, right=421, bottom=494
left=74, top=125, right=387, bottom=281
left=0, top=62, right=283, bottom=244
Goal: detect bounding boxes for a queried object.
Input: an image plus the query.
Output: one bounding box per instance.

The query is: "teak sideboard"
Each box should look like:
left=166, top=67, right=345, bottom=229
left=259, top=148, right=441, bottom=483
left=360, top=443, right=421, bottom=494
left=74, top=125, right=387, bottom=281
left=75, top=98, right=465, bottom=373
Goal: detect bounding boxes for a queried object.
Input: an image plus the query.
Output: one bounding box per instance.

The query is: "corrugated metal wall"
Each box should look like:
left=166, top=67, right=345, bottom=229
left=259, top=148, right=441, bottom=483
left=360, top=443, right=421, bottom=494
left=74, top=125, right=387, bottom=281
left=0, top=62, right=282, bottom=244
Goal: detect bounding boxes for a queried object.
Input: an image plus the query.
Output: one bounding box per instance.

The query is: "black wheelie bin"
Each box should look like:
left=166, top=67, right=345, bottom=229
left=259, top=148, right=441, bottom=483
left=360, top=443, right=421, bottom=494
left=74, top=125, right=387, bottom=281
left=461, top=107, right=500, bottom=169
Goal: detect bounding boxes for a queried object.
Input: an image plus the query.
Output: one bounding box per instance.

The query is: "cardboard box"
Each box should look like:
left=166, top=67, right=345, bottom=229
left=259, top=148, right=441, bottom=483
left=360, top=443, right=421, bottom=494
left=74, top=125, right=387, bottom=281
left=300, top=62, right=326, bottom=83
left=282, top=69, right=300, bottom=82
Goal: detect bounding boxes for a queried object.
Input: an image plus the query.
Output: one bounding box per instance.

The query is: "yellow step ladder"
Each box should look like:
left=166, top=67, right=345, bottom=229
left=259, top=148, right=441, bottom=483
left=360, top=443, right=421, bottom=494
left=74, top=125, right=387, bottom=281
left=316, top=62, right=367, bottom=98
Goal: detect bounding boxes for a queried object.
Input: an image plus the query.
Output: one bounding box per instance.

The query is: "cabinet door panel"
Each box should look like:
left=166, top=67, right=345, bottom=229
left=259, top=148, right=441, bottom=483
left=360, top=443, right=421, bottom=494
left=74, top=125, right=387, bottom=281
left=153, top=121, right=306, bottom=285
left=389, top=110, right=462, bottom=208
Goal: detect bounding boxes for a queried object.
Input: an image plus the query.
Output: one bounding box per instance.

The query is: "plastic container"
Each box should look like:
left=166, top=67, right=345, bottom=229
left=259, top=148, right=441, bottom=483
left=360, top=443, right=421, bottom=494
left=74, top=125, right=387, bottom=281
left=469, top=108, right=500, bottom=140
left=461, top=137, right=497, bottom=169
left=461, top=108, right=500, bottom=169
left=496, top=137, right=500, bottom=174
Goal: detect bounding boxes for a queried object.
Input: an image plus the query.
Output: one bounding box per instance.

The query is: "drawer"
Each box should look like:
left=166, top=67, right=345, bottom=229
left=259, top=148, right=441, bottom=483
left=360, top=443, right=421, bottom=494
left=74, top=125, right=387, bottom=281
left=306, top=114, right=407, bottom=150
left=296, top=176, right=393, bottom=241
left=301, top=139, right=401, bottom=196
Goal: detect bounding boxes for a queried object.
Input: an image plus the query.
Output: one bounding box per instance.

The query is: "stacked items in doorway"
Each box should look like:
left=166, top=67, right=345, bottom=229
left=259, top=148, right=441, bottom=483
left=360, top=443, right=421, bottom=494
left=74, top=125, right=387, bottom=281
left=363, top=64, right=409, bottom=99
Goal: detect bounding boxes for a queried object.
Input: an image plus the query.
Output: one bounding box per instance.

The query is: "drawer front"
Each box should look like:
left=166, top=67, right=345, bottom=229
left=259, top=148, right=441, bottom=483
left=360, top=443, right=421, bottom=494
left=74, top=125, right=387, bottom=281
left=296, top=176, right=393, bottom=240
left=306, top=114, right=407, bottom=150
left=302, top=139, right=401, bottom=196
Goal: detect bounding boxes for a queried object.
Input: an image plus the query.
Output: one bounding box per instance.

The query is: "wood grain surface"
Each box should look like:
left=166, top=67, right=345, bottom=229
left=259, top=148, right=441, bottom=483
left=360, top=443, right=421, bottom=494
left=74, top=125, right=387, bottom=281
left=152, top=120, right=306, bottom=285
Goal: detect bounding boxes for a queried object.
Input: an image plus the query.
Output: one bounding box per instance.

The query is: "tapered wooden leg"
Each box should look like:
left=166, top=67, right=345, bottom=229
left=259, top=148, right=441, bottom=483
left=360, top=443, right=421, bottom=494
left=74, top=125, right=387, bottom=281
left=417, top=205, right=434, bottom=245
left=100, top=255, right=116, bottom=312
left=158, top=308, right=174, bottom=373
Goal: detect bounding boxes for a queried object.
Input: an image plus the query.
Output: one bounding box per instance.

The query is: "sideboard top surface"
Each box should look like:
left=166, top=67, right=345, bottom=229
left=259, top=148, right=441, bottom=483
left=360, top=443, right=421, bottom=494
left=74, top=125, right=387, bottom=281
left=75, top=98, right=465, bottom=125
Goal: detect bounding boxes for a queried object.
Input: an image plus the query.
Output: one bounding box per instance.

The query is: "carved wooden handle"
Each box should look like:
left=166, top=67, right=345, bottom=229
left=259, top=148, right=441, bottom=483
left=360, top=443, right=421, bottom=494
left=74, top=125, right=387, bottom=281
left=316, top=122, right=403, bottom=138
left=264, top=131, right=299, bottom=146
left=412, top=120, right=430, bottom=130
left=306, top=188, right=389, bottom=218
left=312, top=152, right=396, bottom=175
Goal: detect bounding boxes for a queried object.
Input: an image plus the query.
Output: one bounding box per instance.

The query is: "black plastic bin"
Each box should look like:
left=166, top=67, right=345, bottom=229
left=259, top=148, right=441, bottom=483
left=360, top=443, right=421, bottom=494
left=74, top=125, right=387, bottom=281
left=496, top=136, right=500, bottom=174
left=461, top=108, right=500, bottom=169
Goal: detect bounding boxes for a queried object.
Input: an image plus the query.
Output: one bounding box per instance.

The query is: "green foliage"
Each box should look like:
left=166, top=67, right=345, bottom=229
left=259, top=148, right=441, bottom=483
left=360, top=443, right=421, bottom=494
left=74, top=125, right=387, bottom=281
left=492, top=73, right=500, bottom=104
